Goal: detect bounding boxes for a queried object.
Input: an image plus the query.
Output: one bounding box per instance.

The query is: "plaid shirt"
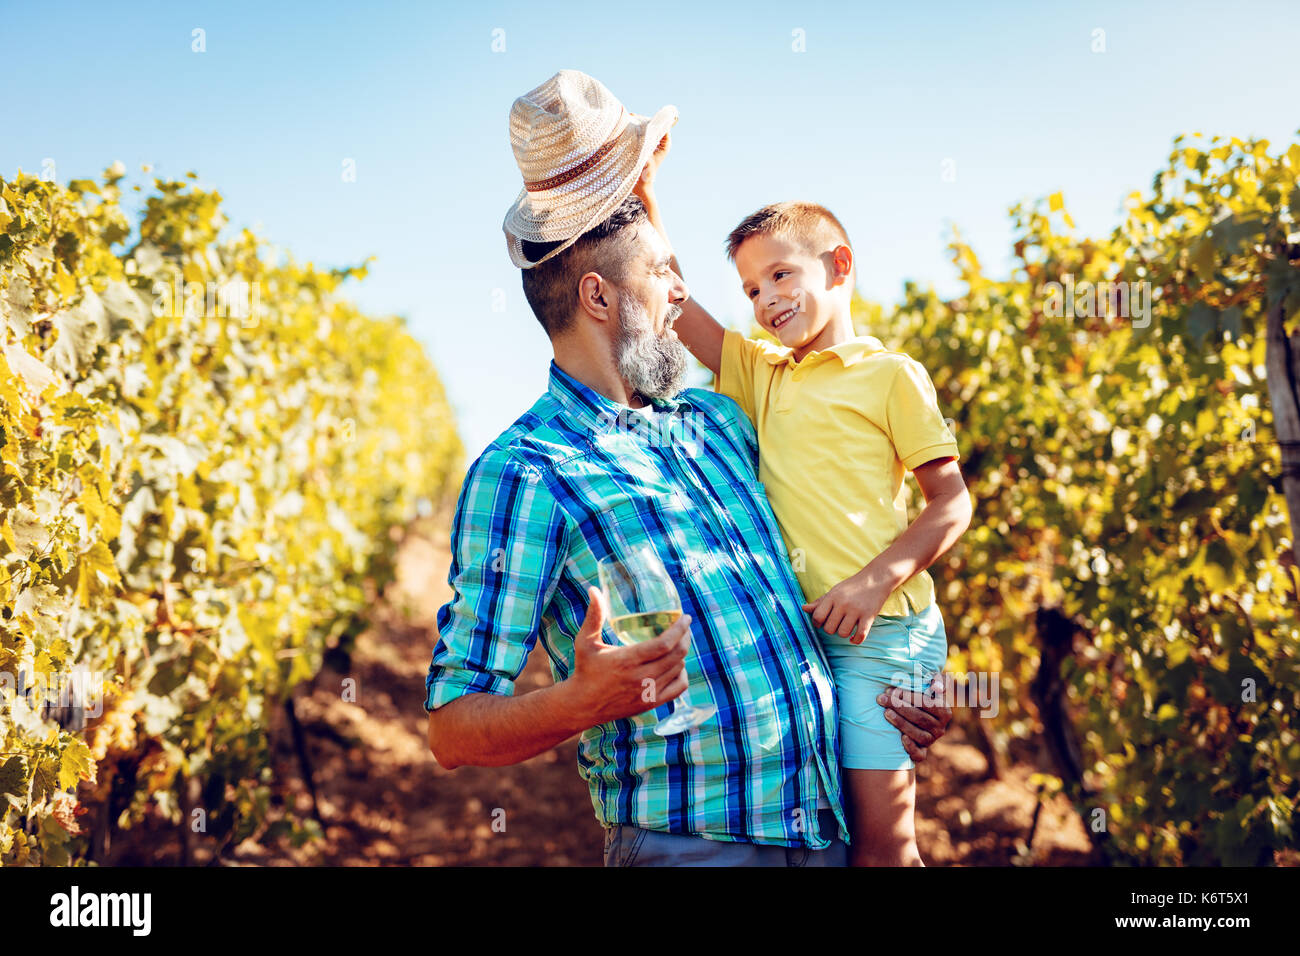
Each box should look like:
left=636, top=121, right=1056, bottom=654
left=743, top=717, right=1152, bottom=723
left=425, top=361, right=847, bottom=848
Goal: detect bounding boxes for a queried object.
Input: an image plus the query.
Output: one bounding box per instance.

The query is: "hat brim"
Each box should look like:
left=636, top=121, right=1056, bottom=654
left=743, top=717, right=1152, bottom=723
left=504, top=104, right=678, bottom=269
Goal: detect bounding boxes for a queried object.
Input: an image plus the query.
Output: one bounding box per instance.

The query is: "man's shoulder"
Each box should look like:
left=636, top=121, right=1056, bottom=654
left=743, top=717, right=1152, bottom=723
left=464, top=391, right=576, bottom=478
left=676, top=386, right=752, bottom=429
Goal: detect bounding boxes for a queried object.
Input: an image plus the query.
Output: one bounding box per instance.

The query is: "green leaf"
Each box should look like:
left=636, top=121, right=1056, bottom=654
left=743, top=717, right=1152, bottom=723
left=0, top=756, right=27, bottom=796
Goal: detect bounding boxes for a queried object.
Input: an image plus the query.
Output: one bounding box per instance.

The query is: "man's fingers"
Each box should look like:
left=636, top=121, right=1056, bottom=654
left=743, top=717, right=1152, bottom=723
left=621, top=614, right=692, bottom=664
left=924, top=677, right=955, bottom=727
left=643, top=662, right=688, bottom=705
left=882, top=705, right=934, bottom=750
left=647, top=656, right=687, bottom=691
left=879, top=688, right=940, bottom=744
left=576, top=586, right=608, bottom=642
left=659, top=667, right=688, bottom=702
left=901, top=735, right=928, bottom=762
left=835, top=615, right=858, bottom=639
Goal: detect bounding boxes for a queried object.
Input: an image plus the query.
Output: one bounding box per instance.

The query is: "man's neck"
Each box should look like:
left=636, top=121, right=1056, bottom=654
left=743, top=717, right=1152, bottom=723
left=552, top=346, right=647, bottom=408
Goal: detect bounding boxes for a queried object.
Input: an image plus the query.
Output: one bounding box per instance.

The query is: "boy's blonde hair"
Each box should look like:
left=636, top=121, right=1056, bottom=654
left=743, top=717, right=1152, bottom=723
left=724, top=201, right=855, bottom=284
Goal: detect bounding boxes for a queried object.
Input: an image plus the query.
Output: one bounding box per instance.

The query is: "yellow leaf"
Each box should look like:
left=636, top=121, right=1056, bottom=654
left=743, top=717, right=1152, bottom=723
left=1049, top=191, right=1064, bottom=212
left=2, top=342, right=62, bottom=398
left=100, top=504, right=122, bottom=543
left=57, top=737, right=96, bottom=790
left=77, top=484, right=113, bottom=539
left=55, top=266, right=76, bottom=300
left=76, top=540, right=122, bottom=607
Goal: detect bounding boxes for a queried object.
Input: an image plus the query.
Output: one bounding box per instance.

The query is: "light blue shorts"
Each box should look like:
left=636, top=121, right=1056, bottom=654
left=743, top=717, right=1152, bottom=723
left=816, top=602, right=949, bottom=771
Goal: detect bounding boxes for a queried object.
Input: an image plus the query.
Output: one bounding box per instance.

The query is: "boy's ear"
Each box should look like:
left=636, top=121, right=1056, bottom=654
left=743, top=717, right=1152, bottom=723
left=831, top=244, right=854, bottom=285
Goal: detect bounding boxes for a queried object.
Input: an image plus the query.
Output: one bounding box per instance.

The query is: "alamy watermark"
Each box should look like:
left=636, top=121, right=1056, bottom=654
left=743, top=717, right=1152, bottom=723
left=0, top=669, right=106, bottom=720
left=151, top=274, right=263, bottom=327
left=1042, top=272, right=1151, bottom=328
left=887, top=667, right=1000, bottom=718
left=595, top=406, right=706, bottom=457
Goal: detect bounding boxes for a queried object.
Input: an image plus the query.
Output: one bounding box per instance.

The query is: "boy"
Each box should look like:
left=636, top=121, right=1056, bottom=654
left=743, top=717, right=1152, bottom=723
left=632, top=147, right=973, bottom=867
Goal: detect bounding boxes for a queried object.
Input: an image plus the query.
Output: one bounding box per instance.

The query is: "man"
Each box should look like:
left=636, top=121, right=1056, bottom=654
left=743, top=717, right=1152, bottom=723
left=424, top=70, right=951, bottom=866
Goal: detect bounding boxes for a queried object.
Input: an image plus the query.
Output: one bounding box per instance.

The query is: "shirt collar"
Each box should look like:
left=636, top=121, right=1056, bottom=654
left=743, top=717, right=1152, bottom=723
left=547, top=360, right=683, bottom=432
left=758, top=334, right=888, bottom=369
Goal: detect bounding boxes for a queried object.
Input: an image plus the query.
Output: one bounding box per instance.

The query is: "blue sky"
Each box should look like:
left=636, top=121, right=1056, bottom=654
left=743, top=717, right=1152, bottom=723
left=2, top=0, right=1296, bottom=459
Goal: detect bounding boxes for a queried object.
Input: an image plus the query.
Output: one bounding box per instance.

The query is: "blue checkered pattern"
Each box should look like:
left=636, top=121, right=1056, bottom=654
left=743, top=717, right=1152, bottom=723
left=425, top=361, right=847, bottom=847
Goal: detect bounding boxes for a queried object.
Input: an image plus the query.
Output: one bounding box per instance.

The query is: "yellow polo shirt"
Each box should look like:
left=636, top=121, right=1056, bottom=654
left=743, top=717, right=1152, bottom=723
left=714, top=328, right=959, bottom=617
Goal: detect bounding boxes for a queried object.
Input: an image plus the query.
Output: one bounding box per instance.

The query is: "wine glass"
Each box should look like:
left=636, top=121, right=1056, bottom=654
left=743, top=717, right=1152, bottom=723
left=596, top=544, right=716, bottom=735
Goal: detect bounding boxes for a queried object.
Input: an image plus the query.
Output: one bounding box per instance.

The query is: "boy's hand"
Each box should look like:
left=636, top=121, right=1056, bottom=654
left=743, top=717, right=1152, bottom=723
left=802, top=570, right=892, bottom=643
left=630, top=112, right=671, bottom=199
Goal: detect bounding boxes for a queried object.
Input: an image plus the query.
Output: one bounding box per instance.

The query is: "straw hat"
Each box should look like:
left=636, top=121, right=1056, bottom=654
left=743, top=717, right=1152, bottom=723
left=503, top=70, right=677, bottom=269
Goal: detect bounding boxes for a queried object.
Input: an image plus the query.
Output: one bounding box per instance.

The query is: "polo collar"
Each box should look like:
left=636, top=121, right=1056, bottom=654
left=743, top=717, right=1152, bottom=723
left=758, top=334, right=888, bottom=369
left=547, top=360, right=684, bottom=431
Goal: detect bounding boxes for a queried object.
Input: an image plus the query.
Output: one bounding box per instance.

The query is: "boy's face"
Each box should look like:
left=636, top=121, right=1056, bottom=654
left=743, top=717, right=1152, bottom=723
left=734, top=233, right=841, bottom=351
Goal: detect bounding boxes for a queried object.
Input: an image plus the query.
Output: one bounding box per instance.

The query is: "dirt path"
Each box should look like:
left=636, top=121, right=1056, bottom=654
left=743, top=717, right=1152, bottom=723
left=196, top=516, right=1092, bottom=867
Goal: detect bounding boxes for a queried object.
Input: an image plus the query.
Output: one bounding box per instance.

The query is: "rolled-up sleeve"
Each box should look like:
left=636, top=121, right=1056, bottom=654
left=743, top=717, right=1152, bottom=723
left=424, top=448, right=568, bottom=713
left=884, top=357, right=960, bottom=471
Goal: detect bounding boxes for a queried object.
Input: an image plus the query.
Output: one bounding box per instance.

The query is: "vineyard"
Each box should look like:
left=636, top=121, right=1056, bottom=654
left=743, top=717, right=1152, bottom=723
left=862, top=133, right=1300, bottom=864
left=0, top=166, right=463, bottom=865
left=2, top=132, right=1299, bottom=867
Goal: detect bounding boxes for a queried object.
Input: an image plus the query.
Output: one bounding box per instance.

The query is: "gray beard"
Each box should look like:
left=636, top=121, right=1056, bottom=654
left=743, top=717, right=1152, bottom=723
left=613, top=297, right=688, bottom=401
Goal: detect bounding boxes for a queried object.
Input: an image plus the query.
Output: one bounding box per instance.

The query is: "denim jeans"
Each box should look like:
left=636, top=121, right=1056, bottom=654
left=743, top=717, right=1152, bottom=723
left=603, top=810, right=847, bottom=866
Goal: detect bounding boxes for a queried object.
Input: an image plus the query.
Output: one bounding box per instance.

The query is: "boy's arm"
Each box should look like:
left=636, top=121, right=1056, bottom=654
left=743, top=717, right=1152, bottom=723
left=632, top=144, right=725, bottom=375
left=803, top=457, right=972, bottom=642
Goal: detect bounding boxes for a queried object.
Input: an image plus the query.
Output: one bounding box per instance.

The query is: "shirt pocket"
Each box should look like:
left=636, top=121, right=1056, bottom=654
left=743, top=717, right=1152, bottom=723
left=594, top=486, right=710, bottom=568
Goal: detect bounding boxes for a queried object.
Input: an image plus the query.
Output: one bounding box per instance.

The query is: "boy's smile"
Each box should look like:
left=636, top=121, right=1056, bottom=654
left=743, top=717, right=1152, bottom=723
left=735, top=232, right=835, bottom=355
left=770, top=304, right=799, bottom=331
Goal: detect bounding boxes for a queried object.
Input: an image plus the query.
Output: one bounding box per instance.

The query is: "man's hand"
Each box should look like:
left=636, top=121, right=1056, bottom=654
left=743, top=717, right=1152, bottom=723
left=802, top=569, right=892, bottom=643
left=877, top=679, right=953, bottom=763
left=564, top=586, right=691, bottom=725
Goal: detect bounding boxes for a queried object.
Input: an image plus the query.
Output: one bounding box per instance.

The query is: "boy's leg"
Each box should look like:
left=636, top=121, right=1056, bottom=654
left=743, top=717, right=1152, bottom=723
left=844, top=767, right=923, bottom=867
left=817, top=613, right=941, bottom=868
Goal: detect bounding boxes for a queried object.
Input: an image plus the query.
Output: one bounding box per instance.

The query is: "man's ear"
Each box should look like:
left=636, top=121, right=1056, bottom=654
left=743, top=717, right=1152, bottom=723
left=578, top=272, right=614, bottom=322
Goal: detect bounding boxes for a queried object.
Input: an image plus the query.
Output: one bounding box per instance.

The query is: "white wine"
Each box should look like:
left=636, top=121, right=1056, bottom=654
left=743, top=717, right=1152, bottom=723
left=610, top=610, right=681, bottom=645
